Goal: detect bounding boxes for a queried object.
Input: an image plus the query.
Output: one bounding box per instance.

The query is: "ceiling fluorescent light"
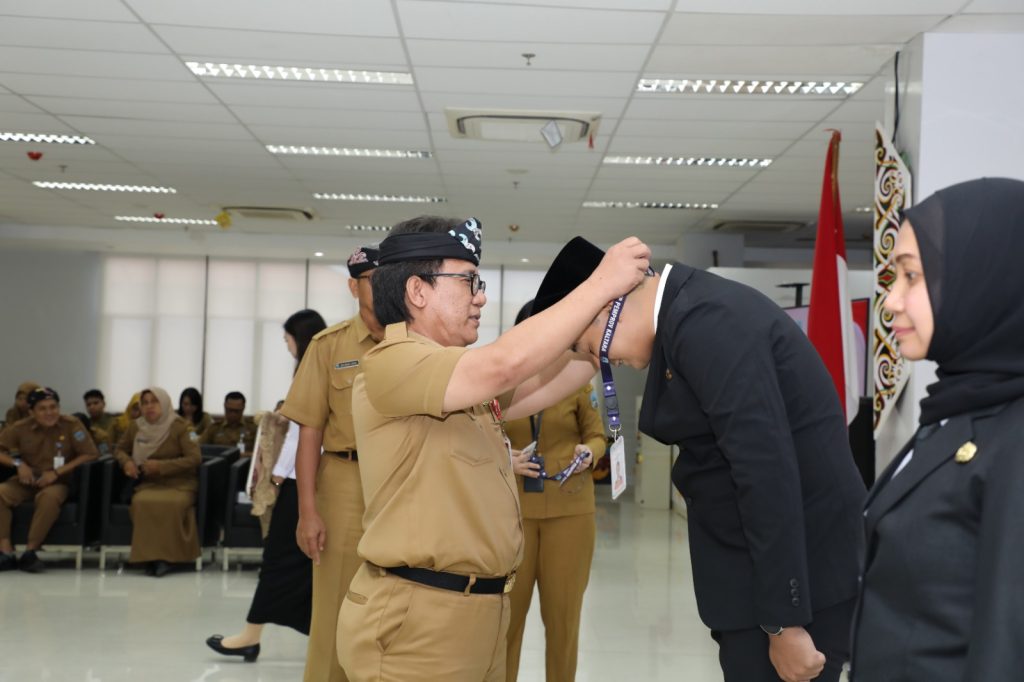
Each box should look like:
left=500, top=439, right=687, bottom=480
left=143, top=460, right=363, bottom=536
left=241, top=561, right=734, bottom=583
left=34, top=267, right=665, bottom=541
left=34, top=181, right=176, bottom=193
left=314, top=193, right=446, bottom=203
left=637, top=79, right=863, bottom=97
left=604, top=156, right=772, bottom=168
left=266, top=145, right=431, bottom=159
left=583, top=201, right=718, bottom=210
left=345, top=225, right=392, bottom=232
left=186, top=61, right=413, bottom=85
left=1, top=132, right=95, bottom=145
left=115, top=216, right=216, bottom=225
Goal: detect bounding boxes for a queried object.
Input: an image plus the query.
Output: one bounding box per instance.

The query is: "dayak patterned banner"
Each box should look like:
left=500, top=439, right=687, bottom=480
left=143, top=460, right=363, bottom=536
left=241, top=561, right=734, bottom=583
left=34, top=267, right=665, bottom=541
left=872, top=123, right=912, bottom=433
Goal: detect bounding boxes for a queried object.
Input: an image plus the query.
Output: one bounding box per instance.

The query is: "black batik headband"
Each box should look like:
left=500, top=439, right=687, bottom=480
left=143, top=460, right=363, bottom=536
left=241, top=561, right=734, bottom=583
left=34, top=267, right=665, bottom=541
left=346, top=245, right=380, bottom=278
left=378, top=217, right=482, bottom=266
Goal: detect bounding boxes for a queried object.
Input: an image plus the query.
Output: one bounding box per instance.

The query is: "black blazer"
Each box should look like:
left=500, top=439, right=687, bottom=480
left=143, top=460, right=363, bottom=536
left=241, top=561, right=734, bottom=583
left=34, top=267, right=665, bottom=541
left=850, top=396, right=1024, bottom=681
left=638, top=264, right=866, bottom=631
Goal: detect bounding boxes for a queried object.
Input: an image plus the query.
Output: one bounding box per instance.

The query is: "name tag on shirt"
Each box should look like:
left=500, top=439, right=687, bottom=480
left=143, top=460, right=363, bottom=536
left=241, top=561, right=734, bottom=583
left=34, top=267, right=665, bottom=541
left=610, top=435, right=627, bottom=500
left=335, top=360, right=360, bottom=370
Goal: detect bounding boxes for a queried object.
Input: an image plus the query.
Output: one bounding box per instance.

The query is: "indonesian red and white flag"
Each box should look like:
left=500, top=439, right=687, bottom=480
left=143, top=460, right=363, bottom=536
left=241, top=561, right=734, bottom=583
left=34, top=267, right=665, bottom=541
left=808, top=130, right=859, bottom=424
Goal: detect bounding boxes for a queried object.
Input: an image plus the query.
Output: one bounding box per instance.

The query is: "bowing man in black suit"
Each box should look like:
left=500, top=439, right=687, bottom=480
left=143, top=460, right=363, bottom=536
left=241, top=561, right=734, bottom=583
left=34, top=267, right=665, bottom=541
left=533, top=238, right=866, bottom=682
left=850, top=178, right=1024, bottom=681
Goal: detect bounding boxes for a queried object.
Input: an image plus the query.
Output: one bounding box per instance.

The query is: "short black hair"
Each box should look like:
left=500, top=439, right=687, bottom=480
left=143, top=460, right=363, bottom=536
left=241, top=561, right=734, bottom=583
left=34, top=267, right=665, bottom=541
left=225, top=391, right=246, bottom=404
left=372, top=215, right=464, bottom=326
left=178, top=387, right=204, bottom=424
left=83, top=389, right=105, bottom=401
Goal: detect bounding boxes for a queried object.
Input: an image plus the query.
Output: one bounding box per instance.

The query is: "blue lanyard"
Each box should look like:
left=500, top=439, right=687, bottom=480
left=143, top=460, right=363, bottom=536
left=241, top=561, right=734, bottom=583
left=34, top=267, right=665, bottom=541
left=599, top=296, right=625, bottom=438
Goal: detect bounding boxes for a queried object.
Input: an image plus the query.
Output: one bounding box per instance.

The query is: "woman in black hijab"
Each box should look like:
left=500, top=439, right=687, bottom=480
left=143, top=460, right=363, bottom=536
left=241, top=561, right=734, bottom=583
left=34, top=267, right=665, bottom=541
left=850, top=177, right=1024, bottom=680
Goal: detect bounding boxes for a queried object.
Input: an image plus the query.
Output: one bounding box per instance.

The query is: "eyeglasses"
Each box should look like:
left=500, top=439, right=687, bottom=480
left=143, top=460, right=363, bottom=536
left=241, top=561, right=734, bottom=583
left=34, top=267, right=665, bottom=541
left=419, top=272, right=486, bottom=295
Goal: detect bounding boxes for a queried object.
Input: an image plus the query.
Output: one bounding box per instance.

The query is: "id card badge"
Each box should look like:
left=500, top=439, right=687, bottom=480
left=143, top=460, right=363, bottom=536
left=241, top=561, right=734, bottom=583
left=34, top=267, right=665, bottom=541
left=53, top=455, right=65, bottom=469
left=610, top=435, right=627, bottom=500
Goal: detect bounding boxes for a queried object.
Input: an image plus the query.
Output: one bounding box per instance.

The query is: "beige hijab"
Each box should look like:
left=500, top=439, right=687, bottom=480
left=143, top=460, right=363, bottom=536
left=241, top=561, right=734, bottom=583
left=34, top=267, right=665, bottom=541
left=132, top=387, right=176, bottom=464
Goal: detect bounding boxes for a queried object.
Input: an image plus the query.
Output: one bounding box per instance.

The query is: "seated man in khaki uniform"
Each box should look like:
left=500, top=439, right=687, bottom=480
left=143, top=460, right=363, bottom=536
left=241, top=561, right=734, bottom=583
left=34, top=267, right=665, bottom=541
left=0, top=387, right=99, bottom=572
left=336, top=216, right=649, bottom=682
left=83, top=388, right=117, bottom=435
left=202, top=391, right=256, bottom=454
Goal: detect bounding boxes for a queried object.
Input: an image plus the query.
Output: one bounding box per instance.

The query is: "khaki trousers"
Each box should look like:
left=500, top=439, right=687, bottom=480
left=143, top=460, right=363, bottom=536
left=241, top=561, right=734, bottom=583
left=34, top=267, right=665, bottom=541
left=0, top=479, right=69, bottom=548
left=506, top=513, right=596, bottom=682
left=338, top=563, right=510, bottom=682
left=303, top=455, right=365, bottom=682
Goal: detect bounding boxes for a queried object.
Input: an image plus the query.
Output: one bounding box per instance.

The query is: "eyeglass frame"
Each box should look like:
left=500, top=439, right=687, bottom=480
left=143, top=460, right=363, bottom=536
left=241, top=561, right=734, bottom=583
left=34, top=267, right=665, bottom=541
left=417, top=271, right=486, bottom=295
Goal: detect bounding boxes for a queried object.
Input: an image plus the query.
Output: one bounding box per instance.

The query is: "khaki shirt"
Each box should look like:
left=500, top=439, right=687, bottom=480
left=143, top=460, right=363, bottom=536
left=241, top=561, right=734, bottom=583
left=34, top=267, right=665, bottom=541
left=281, top=313, right=377, bottom=451
left=353, top=322, right=523, bottom=577
left=92, top=412, right=118, bottom=434
left=201, top=417, right=256, bottom=452
left=0, top=414, right=99, bottom=480
left=115, top=418, right=201, bottom=491
left=505, top=385, right=607, bottom=519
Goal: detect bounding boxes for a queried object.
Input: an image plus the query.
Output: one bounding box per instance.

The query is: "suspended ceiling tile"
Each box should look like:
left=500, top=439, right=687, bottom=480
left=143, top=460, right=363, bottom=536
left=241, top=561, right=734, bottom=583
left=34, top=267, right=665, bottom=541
left=625, top=97, right=841, bottom=122
left=59, top=116, right=256, bottom=140
left=0, top=73, right=220, bottom=103
left=154, top=26, right=408, bottom=66
left=405, top=39, right=649, bottom=72
left=614, top=119, right=815, bottom=139
left=247, top=126, right=431, bottom=149
left=0, top=47, right=191, bottom=81
left=0, top=0, right=138, bottom=21
left=660, top=13, right=944, bottom=46
left=125, top=0, right=400, bottom=36
left=414, top=67, right=637, bottom=97
left=208, top=82, right=422, bottom=111
left=646, top=44, right=894, bottom=77
left=671, top=1, right=967, bottom=16
left=397, top=0, right=666, bottom=43
left=0, top=16, right=168, bottom=53
left=26, top=97, right=237, bottom=124
left=231, top=106, right=427, bottom=130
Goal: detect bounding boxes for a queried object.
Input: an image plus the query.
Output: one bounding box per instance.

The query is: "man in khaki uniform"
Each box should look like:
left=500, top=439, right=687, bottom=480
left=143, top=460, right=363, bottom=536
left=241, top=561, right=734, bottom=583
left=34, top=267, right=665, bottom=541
left=83, top=388, right=117, bottom=434
left=282, top=245, right=384, bottom=682
left=505, top=379, right=606, bottom=682
left=4, top=381, right=40, bottom=427
left=202, top=391, right=256, bottom=453
left=335, top=216, right=650, bottom=681
left=0, top=387, right=99, bottom=572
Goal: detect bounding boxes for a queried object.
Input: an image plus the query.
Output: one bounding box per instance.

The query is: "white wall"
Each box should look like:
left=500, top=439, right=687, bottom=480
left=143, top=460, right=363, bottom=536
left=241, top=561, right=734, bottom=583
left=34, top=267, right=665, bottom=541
left=0, top=249, right=102, bottom=417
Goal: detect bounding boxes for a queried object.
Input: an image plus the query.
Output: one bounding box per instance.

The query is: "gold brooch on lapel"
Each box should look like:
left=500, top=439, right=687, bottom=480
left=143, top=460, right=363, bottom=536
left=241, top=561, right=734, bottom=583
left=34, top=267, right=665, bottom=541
left=955, top=441, right=978, bottom=464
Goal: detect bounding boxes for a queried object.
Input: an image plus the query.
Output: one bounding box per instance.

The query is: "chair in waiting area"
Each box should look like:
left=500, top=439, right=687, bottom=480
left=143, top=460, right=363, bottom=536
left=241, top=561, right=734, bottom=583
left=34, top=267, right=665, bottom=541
left=1, top=459, right=101, bottom=570
left=97, top=455, right=229, bottom=571
left=201, top=444, right=241, bottom=466
left=221, top=457, right=264, bottom=570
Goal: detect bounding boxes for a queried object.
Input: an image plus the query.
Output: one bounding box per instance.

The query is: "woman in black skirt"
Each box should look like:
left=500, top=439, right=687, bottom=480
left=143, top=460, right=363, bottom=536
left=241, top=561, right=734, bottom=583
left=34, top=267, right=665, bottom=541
left=205, top=309, right=327, bottom=662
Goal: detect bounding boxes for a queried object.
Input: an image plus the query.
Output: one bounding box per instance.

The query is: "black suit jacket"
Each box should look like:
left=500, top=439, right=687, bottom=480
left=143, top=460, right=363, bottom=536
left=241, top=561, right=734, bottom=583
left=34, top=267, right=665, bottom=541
left=850, top=396, right=1024, bottom=681
left=638, top=264, right=866, bottom=631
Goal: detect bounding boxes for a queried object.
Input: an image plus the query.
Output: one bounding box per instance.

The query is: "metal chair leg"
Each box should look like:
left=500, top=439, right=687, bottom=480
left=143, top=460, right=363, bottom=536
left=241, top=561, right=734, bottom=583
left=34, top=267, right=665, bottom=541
left=75, top=548, right=83, bottom=571
left=99, top=547, right=106, bottom=571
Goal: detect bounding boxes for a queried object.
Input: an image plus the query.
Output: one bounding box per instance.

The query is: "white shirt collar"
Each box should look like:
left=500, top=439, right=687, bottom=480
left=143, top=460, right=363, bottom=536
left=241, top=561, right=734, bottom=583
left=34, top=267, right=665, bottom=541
left=653, top=263, right=673, bottom=333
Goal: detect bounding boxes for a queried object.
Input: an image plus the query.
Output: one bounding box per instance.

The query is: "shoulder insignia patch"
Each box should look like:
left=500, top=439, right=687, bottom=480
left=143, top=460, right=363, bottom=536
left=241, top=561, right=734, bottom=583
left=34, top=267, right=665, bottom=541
left=589, top=387, right=599, bottom=410
left=335, top=360, right=360, bottom=370
left=73, top=430, right=86, bottom=442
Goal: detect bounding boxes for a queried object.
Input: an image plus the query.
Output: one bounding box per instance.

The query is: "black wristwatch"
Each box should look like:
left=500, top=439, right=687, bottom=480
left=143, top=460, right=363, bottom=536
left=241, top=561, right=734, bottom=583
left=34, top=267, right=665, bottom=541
left=760, top=625, right=785, bottom=636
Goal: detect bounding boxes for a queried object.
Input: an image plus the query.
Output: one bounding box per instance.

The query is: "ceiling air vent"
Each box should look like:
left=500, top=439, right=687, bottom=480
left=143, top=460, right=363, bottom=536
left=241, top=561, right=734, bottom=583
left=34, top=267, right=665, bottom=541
left=712, top=220, right=803, bottom=234
left=222, top=206, right=315, bottom=221
left=445, top=108, right=601, bottom=145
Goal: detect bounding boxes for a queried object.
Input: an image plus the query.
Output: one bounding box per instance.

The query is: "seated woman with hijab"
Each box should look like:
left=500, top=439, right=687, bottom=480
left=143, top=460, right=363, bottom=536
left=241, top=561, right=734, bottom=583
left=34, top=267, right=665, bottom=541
left=850, top=178, right=1024, bottom=680
left=4, top=381, right=40, bottom=427
left=113, top=387, right=201, bottom=577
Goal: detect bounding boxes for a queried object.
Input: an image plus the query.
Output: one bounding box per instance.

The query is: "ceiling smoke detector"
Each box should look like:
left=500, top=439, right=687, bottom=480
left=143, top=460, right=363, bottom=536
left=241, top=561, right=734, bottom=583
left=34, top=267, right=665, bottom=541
left=445, top=108, right=600, bottom=145
left=222, top=206, right=315, bottom=221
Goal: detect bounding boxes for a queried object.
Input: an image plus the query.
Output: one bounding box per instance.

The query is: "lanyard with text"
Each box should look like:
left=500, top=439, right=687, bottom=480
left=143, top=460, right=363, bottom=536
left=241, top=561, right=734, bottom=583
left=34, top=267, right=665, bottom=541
left=599, top=296, right=625, bottom=438
left=601, top=296, right=628, bottom=500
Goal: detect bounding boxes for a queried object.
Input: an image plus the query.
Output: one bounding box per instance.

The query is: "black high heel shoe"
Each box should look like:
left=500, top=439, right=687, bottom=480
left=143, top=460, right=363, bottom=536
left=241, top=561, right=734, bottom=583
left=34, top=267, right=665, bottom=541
left=205, top=635, right=260, bottom=662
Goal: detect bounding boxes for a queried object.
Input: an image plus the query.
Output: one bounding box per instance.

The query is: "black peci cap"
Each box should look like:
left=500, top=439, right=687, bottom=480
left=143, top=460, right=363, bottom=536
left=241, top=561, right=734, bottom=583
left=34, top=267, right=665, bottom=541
left=532, top=236, right=606, bottom=316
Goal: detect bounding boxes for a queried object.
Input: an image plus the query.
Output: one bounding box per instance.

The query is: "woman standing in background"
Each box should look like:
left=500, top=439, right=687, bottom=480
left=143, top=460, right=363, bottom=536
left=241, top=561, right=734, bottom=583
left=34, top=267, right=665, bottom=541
left=205, top=308, right=327, bottom=662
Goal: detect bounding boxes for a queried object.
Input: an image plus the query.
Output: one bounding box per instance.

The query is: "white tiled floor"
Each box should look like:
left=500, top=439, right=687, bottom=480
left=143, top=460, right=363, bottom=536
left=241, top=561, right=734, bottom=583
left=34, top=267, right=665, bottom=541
left=0, top=490, right=725, bottom=682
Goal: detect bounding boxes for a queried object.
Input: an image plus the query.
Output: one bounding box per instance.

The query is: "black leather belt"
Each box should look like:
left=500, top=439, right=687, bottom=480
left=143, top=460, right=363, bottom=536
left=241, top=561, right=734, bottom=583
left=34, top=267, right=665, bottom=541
left=386, top=565, right=515, bottom=595
left=326, top=450, right=358, bottom=461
